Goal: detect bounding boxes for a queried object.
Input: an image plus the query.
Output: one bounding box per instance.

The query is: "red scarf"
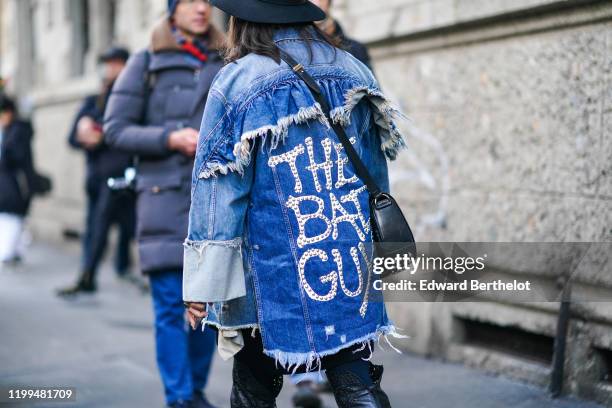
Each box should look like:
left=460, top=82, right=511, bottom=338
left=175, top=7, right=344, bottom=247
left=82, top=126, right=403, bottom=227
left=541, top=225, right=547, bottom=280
left=171, top=24, right=209, bottom=63
left=181, top=41, right=208, bottom=63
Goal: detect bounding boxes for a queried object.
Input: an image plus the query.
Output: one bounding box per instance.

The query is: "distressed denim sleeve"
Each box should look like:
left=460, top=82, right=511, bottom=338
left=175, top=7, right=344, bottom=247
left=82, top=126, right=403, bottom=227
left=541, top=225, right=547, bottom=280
left=183, top=90, right=254, bottom=303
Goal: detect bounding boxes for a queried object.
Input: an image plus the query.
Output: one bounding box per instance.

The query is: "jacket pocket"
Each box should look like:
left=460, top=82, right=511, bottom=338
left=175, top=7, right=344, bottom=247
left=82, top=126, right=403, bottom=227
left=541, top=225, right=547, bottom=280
left=136, top=175, right=191, bottom=238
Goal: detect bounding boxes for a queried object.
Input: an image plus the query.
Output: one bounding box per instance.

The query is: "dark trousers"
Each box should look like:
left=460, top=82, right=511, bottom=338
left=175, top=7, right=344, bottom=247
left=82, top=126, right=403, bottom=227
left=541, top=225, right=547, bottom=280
left=235, top=330, right=374, bottom=392
left=81, top=182, right=101, bottom=270
left=150, top=270, right=216, bottom=404
left=82, top=183, right=135, bottom=277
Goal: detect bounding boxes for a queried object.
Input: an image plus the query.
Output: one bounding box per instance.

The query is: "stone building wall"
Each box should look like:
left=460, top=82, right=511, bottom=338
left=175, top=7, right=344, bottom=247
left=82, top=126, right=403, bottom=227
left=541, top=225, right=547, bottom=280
left=331, top=0, right=611, bottom=403
left=1, top=0, right=165, bottom=241
left=1, top=0, right=611, bottom=403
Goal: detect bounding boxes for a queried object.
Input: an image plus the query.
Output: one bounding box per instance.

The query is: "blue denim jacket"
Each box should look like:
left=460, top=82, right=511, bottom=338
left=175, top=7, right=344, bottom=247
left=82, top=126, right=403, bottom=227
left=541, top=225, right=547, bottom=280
left=183, top=28, right=406, bottom=369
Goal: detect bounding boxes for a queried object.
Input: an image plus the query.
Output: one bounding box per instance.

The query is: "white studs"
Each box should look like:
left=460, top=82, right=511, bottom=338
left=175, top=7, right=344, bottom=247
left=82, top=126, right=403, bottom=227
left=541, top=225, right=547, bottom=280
left=357, top=242, right=373, bottom=318
left=268, top=144, right=305, bottom=193
left=333, top=248, right=363, bottom=298
left=298, top=249, right=338, bottom=302
left=329, top=192, right=367, bottom=241
left=305, top=137, right=334, bottom=193
left=334, top=138, right=359, bottom=189
left=286, top=195, right=332, bottom=248
left=340, top=185, right=371, bottom=234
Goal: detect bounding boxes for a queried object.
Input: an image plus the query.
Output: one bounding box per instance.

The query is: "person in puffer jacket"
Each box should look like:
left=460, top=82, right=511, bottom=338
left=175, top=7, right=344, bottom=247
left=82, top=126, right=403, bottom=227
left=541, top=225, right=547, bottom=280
left=104, top=1, right=224, bottom=407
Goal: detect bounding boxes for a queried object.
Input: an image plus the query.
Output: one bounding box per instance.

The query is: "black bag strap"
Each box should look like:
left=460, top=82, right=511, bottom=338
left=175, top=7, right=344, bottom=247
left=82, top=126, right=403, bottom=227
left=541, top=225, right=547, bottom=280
left=132, top=49, right=153, bottom=169
left=278, top=50, right=382, bottom=197
left=141, top=49, right=153, bottom=125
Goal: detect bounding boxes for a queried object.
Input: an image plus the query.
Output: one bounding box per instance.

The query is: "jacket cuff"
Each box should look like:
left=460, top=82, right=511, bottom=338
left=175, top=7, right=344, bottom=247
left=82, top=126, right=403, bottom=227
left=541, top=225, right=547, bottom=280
left=182, top=238, right=246, bottom=303
left=159, top=126, right=173, bottom=154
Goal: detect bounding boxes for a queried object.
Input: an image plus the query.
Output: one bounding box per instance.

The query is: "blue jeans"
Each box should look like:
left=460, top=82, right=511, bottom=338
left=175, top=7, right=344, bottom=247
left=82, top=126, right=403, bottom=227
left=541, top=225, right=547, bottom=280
left=150, top=270, right=216, bottom=405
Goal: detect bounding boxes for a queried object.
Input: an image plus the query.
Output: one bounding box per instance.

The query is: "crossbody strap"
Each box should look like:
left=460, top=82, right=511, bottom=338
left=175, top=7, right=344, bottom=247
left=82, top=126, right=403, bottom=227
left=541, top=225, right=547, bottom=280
left=278, top=50, right=381, bottom=197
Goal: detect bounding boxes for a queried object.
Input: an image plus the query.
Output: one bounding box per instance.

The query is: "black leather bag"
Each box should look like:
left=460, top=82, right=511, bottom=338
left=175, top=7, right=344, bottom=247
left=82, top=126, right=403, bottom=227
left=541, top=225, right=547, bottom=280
left=30, top=172, right=52, bottom=196
left=279, top=50, right=416, bottom=276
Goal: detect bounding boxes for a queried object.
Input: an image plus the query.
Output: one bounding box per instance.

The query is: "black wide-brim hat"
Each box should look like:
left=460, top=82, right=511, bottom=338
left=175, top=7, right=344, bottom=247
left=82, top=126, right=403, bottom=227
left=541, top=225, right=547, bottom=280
left=210, top=0, right=326, bottom=24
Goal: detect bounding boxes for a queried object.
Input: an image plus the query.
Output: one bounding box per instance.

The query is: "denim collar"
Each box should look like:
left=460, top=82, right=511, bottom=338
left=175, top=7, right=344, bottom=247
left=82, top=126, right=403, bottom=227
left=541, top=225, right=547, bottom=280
left=273, top=26, right=318, bottom=43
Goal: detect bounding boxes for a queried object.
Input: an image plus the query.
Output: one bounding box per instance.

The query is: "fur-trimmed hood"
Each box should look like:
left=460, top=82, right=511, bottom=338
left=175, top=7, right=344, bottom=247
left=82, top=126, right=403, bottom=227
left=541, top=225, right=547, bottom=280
left=150, top=18, right=225, bottom=53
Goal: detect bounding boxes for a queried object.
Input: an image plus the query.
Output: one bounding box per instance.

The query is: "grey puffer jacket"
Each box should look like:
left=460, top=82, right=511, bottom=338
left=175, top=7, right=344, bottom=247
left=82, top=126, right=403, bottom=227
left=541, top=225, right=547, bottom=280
left=104, top=20, right=225, bottom=274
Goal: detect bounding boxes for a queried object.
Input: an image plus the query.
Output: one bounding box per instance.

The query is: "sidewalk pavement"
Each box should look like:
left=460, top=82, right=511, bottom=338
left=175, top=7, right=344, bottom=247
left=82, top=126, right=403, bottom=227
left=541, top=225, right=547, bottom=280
left=0, top=243, right=604, bottom=408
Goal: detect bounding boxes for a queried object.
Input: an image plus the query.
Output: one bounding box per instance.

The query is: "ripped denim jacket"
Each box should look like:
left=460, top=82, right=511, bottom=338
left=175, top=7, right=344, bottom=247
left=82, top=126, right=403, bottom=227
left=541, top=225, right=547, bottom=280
left=183, top=28, right=407, bottom=369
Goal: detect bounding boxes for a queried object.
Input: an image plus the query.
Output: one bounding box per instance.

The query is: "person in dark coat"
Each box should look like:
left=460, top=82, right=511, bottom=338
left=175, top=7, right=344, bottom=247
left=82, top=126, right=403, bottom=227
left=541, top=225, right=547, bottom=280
left=57, top=47, right=136, bottom=296
left=0, top=96, right=34, bottom=264
left=103, top=1, right=224, bottom=407
left=311, top=0, right=373, bottom=70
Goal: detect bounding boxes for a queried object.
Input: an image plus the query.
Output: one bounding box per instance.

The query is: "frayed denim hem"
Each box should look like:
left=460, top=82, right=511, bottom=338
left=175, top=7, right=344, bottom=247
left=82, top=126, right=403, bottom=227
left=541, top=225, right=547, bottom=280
left=199, top=103, right=328, bottom=179
left=330, top=86, right=408, bottom=161
left=262, top=325, right=409, bottom=374
left=199, top=303, right=259, bottom=333
left=200, top=319, right=260, bottom=332
left=183, top=237, right=242, bottom=251
left=197, top=85, right=408, bottom=179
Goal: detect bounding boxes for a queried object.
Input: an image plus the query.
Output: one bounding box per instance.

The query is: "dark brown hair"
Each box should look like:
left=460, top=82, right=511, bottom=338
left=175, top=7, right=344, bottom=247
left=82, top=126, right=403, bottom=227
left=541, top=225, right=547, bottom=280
left=224, top=16, right=341, bottom=64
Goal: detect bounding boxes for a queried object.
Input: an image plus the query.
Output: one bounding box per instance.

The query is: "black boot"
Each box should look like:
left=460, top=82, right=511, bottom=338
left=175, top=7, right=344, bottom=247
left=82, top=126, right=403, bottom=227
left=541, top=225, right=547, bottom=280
left=292, top=380, right=323, bottom=408
left=230, top=358, right=283, bottom=408
left=56, top=270, right=96, bottom=296
left=193, top=391, right=216, bottom=408
left=369, top=364, right=391, bottom=408
left=327, top=363, right=391, bottom=408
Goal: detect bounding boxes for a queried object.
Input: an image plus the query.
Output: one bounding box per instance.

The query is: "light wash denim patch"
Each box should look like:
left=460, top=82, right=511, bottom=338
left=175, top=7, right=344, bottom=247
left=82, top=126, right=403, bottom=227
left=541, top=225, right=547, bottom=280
left=183, top=238, right=246, bottom=303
